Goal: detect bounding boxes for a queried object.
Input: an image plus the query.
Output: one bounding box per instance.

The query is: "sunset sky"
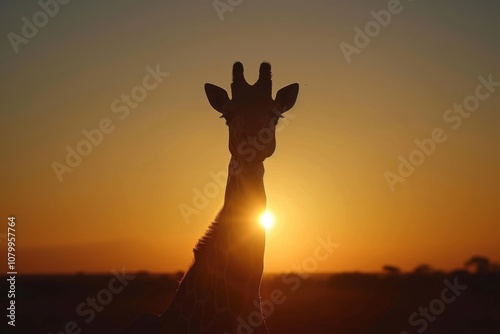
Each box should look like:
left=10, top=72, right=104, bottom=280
left=1, top=0, right=499, bottom=274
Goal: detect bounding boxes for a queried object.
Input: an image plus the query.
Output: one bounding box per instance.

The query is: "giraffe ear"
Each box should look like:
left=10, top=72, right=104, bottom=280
left=275, top=83, right=299, bottom=113
left=205, top=83, right=230, bottom=113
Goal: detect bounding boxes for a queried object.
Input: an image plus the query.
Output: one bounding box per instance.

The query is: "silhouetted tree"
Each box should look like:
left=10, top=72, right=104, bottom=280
left=413, top=264, right=433, bottom=275
left=382, top=265, right=401, bottom=275
left=490, top=263, right=500, bottom=273
left=465, top=256, right=490, bottom=274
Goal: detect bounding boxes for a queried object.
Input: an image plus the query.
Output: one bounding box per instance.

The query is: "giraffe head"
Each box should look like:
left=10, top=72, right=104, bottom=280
left=205, top=62, right=299, bottom=163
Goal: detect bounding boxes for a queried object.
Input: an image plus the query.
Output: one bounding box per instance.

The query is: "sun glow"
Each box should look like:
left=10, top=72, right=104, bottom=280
left=259, top=211, right=275, bottom=230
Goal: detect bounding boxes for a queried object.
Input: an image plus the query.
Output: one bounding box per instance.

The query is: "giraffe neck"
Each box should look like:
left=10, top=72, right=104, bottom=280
left=223, top=156, right=267, bottom=222
left=221, top=155, right=267, bottom=289
left=160, top=156, right=269, bottom=333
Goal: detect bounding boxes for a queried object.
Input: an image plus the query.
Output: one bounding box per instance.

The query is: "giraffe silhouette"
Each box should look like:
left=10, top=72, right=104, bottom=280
left=122, top=62, right=299, bottom=334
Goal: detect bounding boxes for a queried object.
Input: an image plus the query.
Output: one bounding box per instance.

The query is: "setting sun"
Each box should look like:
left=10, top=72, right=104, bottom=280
left=259, top=211, right=275, bottom=230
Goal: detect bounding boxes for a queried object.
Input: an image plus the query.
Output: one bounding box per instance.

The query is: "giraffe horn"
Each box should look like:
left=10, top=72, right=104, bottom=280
left=232, top=61, right=246, bottom=85
left=258, top=62, right=272, bottom=82
left=231, top=61, right=248, bottom=101
left=257, top=62, right=272, bottom=99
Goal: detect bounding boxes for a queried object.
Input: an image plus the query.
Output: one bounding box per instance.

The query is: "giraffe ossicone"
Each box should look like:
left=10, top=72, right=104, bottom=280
left=122, top=62, right=299, bottom=334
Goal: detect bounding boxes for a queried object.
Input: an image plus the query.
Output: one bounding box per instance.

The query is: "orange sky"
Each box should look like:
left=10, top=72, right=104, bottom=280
left=1, top=0, right=499, bottom=274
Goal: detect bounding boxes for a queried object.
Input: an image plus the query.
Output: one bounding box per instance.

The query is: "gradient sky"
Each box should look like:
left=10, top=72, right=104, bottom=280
left=1, top=0, right=499, bottom=274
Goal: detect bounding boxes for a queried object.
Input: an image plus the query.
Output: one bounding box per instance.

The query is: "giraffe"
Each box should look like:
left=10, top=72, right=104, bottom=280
left=122, top=62, right=299, bottom=334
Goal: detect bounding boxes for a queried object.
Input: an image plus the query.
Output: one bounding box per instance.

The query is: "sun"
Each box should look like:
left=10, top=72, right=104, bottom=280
left=259, top=211, right=275, bottom=230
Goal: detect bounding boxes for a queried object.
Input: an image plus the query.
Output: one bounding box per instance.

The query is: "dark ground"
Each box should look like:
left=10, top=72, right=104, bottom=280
left=2, top=271, right=500, bottom=334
